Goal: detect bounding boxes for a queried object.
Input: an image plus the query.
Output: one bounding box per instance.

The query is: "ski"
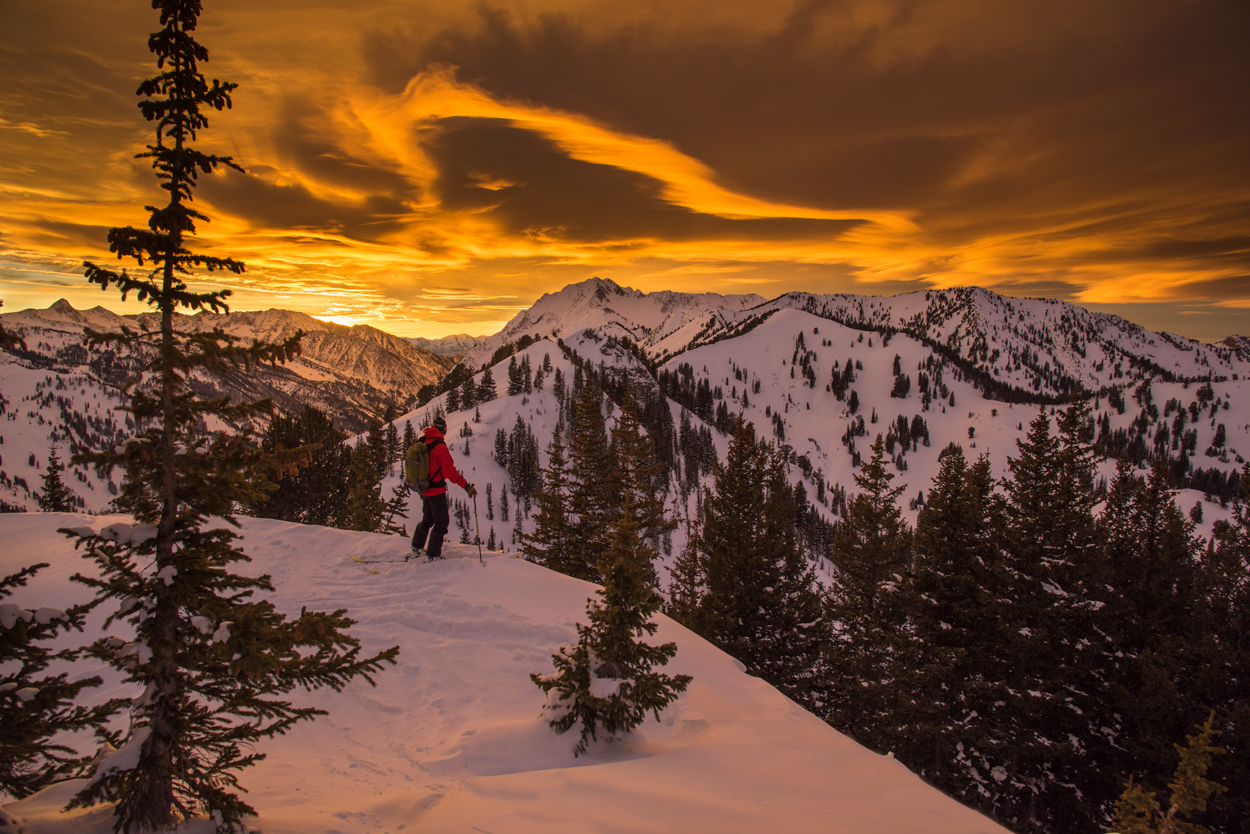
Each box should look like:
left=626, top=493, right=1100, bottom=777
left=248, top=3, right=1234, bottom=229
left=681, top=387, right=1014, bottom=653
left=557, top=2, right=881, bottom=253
left=351, top=555, right=448, bottom=565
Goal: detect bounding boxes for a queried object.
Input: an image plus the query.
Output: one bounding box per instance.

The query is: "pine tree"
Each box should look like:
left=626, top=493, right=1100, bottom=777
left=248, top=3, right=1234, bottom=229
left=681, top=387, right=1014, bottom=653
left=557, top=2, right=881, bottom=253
left=754, top=442, right=827, bottom=709
left=607, top=388, right=673, bottom=568
left=876, top=448, right=1011, bottom=798
left=345, top=427, right=386, bottom=533
left=829, top=434, right=911, bottom=618
left=381, top=478, right=411, bottom=536
left=382, top=404, right=399, bottom=472
left=507, top=355, right=522, bottom=396
left=1112, top=712, right=1226, bottom=834
left=1, top=564, right=121, bottom=798
left=989, top=396, right=1113, bottom=833
left=672, top=420, right=824, bottom=708
left=1101, top=458, right=1205, bottom=792
left=250, top=405, right=351, bottom=528
left=521, top=415, right=583, bottom=578
left=477, top=365, right=497, bottom=402
left=566, top=376, right=613, bottom=581
left=1194, top=462, right=1250, bottom=830
left=37, top=442, right=75, bottom=512
left=460, top=377, right=477, bottom=411
left=64, top=4, right=398, bottom=829
left=531, top=492, right=691, bottom=756
left=825, top=433, right=911, bottom=734
left=402, top=419, right=416, bottom=456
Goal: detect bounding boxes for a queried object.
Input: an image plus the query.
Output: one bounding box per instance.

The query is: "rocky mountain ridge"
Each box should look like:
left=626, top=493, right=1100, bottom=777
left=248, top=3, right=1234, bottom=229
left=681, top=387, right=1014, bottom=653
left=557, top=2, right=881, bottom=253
left=1, top=300, right=455, bottom=435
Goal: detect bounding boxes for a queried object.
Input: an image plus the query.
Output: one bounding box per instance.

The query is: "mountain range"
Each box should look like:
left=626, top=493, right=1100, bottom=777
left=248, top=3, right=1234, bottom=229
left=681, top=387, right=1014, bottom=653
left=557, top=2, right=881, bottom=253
left=2, top=279, right=1247, bottom=542
left=1, top=300, right=454, bottom=436
left=406, top=333, right=482, bottom=357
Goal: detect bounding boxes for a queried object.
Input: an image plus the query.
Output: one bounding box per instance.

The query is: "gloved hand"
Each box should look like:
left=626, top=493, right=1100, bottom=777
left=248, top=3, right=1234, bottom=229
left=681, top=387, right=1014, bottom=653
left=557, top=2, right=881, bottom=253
left=466, top=483, right=478, bottom=498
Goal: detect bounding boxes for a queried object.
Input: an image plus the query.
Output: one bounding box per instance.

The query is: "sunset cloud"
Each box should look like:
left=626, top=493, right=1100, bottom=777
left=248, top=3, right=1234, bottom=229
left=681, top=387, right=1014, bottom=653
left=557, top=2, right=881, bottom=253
left=1, top=0, right=1247, bottom=339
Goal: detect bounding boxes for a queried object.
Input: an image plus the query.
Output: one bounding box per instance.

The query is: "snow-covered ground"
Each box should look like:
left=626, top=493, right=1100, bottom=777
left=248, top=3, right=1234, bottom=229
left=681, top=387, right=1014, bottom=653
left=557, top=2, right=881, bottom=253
left=3, top=512, right=1008, bottom=834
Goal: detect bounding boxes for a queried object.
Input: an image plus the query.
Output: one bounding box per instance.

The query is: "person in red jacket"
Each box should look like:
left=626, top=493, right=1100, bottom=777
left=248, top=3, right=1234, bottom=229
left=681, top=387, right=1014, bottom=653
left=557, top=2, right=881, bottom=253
left=411, top=416, right=477, bottom=560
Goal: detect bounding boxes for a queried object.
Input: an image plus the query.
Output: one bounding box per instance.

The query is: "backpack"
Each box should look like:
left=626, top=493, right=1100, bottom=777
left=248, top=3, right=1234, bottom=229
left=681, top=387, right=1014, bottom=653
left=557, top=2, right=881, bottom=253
left=405, top=441, right=432, bottom=493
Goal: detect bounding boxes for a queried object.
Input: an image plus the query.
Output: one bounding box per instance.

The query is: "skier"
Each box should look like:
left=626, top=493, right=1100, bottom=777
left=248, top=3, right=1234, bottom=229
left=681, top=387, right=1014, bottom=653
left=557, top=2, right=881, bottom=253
left=410, top=416, right=477, bottom=560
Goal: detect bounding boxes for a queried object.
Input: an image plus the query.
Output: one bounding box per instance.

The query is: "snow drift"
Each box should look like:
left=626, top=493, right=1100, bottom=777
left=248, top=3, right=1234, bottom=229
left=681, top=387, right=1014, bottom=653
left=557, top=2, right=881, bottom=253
left=2, top=512, right=1008, bottom=834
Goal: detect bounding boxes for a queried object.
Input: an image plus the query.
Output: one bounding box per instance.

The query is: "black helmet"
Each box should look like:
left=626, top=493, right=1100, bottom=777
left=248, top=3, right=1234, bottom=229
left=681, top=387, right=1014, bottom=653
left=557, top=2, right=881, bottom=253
left=432, top=416, right=447, bottom=433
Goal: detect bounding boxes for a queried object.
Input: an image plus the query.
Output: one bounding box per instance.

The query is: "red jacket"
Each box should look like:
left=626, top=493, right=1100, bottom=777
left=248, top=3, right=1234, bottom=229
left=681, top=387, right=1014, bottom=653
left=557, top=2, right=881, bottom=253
left=421, top=426, right=468, bottom=496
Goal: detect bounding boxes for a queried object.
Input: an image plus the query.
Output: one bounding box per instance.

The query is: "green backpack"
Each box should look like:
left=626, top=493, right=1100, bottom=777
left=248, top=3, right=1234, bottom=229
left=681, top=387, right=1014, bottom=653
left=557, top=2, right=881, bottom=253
left=405, top=441, right=431, bottom=493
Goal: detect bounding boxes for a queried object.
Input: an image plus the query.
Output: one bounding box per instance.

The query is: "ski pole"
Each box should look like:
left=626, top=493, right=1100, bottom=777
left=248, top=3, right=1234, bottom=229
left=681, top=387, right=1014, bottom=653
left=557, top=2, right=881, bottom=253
left=472, top=493, right=483, bottom=565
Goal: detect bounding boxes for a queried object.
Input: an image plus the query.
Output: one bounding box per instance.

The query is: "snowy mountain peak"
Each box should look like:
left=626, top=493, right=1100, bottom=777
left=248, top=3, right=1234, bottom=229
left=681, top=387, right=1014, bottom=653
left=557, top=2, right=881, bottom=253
left=462, top=278, right=766, bottom=369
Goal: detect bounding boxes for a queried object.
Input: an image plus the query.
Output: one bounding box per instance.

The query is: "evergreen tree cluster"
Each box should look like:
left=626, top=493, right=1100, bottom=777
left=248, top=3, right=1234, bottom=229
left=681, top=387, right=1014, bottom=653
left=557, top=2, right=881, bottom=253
left=495, top=415, right=540, bottom=500
left=522, top=374, right=671, bottom=585
left=820, top=396, right=1250, bottom=834
left=251, top=406, right=352, bottom=527
left=526, top=360, right=689, bottom=755
left=669, top=419, right=826, bottom=710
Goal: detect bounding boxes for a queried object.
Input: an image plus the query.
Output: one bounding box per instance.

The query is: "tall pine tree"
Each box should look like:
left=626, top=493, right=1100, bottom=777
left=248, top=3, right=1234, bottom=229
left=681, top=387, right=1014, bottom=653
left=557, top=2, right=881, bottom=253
left=566, top=375, right=614, bottom=581
left=875, top=447, right=1012, bottom=803
left=64, top=3, right=397, bottom=829
left=345, top=419, right=386, bottom=533
left=521, top=415, right=582, bottom=577
left=38, top=443, right=75, bottom=512
left=250, top=405, right=351, bottom=528
left=671, top=419, right=824, bottom=708
left=825, top=433, right=911, bottom=736
left=989, top=398, right=1113, bottom=833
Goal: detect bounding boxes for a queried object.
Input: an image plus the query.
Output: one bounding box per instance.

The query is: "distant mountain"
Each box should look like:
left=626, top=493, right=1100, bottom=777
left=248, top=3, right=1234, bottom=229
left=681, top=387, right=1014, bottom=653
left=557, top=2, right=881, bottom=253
left=1, top=300, right=456, bottom=436
left=406, top=333, right=482, bottom=357
left=465, top=277, right=1246, bottom=398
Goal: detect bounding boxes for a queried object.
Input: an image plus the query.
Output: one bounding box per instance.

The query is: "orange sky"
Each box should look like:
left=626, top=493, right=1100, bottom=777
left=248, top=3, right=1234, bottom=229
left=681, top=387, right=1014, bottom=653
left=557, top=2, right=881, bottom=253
left=2, top=0, right=1249, bottom=340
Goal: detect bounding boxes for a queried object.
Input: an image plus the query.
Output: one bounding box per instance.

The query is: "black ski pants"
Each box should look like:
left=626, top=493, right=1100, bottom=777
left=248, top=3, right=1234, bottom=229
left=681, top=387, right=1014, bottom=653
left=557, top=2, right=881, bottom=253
left=412, top=491, right=449, bottom=559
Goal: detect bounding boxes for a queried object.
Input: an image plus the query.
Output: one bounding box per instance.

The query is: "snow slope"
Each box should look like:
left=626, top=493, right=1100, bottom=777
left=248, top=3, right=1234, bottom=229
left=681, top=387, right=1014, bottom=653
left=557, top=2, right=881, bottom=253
left=2, top=512, right=1008, bottom=834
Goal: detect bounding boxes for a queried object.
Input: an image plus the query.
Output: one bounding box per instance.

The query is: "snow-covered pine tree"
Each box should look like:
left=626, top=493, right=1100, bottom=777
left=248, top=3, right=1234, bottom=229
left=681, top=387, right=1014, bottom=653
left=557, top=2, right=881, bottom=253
left=521, top=415, right=584, bottom=577
left=37, top=443, right=74, bottom=512
left=567, top=375, right=614, bottom=581
left=671, top=419, right=824, bottom=708
left=875, top=447, right=1011, bottom=799
left=824, top=432, right=911, bottom=735
left=64, top=3, right=398, bottom=829
left=531, top=489, right=691, bottom=756
left=1, top=564, right=120, bottom=799
left=991, top=396, right=1112, bottom=833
